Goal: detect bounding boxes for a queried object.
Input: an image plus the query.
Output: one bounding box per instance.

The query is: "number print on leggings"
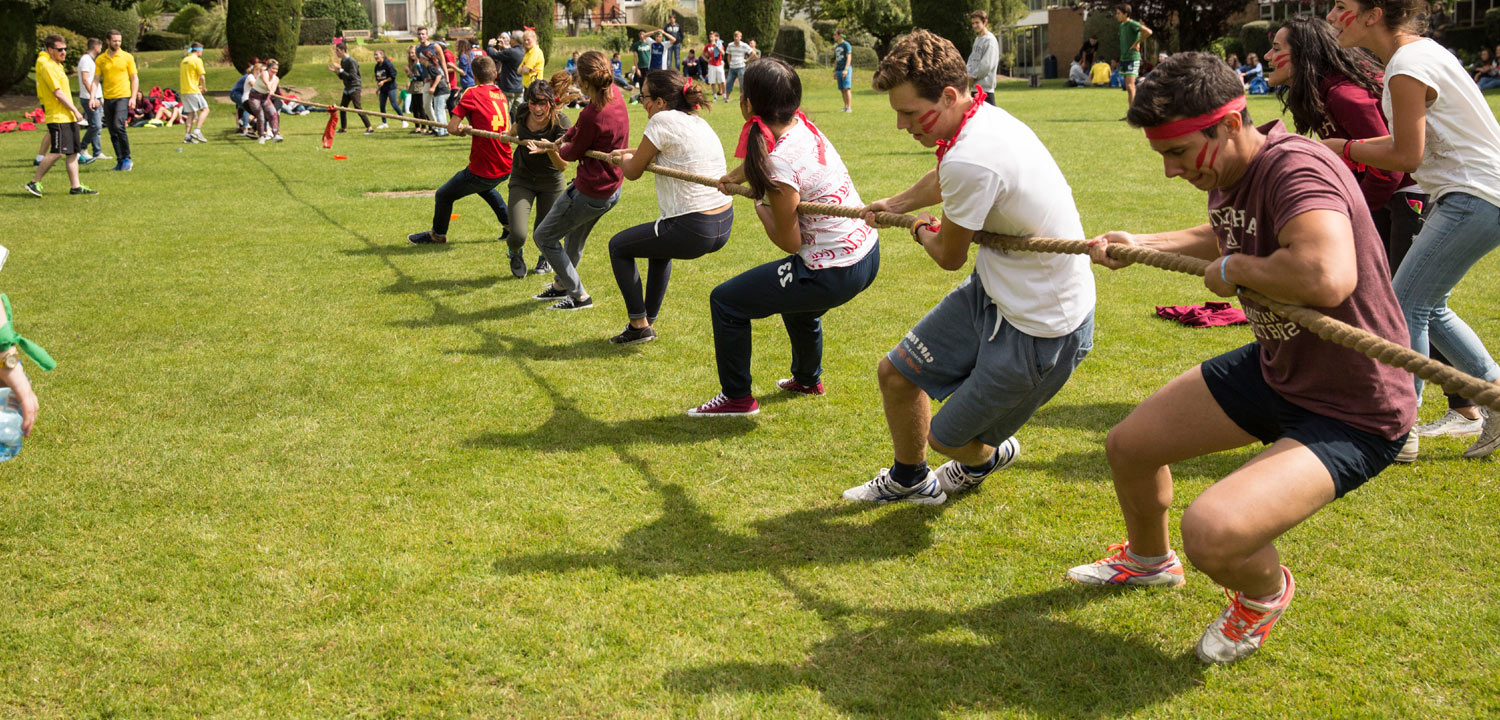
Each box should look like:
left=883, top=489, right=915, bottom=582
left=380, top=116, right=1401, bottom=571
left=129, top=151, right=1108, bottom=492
left=777, top=261, right=794, bottom=288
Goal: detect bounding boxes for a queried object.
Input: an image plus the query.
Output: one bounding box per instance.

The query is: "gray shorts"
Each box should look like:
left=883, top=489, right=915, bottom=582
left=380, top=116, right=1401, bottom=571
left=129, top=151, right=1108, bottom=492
left=888, top=274, right=1094, bottom=449
left=180, top=93, right=208, bottom=113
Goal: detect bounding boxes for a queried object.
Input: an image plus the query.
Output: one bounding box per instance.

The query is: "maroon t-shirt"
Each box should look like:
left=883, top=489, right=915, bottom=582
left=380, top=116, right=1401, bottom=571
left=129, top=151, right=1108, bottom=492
left=1208, top=121, right=1417, bottom=439
left=1317, top=74, right=1408, bottom=212
left=557, top=85, right=628, bottom=198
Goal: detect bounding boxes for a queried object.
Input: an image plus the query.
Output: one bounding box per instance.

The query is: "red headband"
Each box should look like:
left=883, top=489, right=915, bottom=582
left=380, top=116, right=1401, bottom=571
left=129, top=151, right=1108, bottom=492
left=1142, top=96, right=1247, bottom=140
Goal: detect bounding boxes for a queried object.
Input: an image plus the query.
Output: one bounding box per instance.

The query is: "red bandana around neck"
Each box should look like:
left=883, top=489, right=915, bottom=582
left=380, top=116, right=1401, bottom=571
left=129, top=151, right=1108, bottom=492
left=1142, top=96, right=1247, bottom=140
left=934, top=85, right=987, bottom=161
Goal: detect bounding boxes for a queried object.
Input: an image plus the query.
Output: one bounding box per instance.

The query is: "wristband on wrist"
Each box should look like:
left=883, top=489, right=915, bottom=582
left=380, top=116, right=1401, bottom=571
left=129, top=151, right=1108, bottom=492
left=1342, top=138, right=1355, bottom=161
left=912, top=220, right=940, bottom=243
left=1220, top=254, right=1235, bottom=287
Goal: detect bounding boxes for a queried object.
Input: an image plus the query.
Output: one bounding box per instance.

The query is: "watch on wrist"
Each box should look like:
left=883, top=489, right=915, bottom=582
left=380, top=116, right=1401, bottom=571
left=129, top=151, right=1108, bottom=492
left=0, top=349, right=18, bottom=370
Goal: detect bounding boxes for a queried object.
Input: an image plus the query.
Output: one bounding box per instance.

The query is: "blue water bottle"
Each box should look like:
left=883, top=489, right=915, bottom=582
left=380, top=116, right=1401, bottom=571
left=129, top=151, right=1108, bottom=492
left=0, top=387, right=22, bottom=462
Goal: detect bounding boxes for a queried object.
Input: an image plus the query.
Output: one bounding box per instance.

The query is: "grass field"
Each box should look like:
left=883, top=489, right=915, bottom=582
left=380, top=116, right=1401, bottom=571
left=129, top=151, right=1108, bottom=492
left=1, top=44, right=1498, bottom=718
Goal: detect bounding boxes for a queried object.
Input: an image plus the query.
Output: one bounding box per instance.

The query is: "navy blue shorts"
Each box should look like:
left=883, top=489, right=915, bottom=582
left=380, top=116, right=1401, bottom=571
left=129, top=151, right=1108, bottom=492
left=1200, top=343, right=1406, bottom=498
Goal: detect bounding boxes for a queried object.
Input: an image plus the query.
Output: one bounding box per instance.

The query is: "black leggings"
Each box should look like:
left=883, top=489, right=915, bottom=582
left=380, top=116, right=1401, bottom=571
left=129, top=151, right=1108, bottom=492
left=608, top=209, right=733, bottom=322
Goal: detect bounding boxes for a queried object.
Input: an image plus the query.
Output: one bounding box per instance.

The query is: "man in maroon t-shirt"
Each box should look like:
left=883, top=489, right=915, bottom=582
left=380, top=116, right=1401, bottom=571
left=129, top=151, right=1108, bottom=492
left=409, top=56, right=513, bottom=245
left=1064, top=53, right=1416, bottom=665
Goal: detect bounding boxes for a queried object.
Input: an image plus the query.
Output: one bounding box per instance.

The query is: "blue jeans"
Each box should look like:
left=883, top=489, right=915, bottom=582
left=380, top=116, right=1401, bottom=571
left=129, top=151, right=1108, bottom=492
left=1391, top=191, right=1500, bottom=395
left=532, top=184, right=621, bottom=299
left=378, top=84, right=403, bottom=116
left=709, top=248, right=880, bottom=398
left=432, top=168, right=508, bottom=237
left=79, top=96, right=102, bottom=156
left=1479, top=76, right=1500, bottom=90
left=428, top=92, right=450, bottom=135
left=668, top=43, right=681, bottom=70
left=726, top=66, right=744, bottom=96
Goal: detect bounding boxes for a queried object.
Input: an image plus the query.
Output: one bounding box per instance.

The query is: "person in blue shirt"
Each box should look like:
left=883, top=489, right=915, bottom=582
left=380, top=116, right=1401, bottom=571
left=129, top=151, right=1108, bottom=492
left=566, top=51, right=578, bottom=76
left=833, top=27, right=853, bottom=112
left=649, top=29, right=673, bottom=71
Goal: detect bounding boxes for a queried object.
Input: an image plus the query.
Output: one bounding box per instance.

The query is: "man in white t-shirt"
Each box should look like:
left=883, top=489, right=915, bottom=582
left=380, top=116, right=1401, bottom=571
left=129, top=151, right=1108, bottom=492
left=76, top=37, right=104, bottom=162
left=844, top=29, right=1096, bottom=504
left=724, top=31, right=751, bottom=99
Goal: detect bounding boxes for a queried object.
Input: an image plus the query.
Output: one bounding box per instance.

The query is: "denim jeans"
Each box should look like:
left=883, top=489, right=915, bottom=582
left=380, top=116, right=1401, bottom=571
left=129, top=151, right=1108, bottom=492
left=532, top=184, right=621, bottom=299
left=427, top=91, right=450, bottom=135
left=1479, top=76, right=1500, bottom=90
left=1391, top=191, right=1500, bottom=395
left=378, top=84, right=403, bottom=116
left=726, top=66, right=744, bottom=96
left=432, top=168, right=509, bottom=237
left=79, top=96, right=102, bottom=156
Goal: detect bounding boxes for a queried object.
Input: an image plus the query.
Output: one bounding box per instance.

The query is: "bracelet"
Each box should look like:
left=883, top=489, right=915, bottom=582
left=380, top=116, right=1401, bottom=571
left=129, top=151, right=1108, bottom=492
left=1342, top=138, right=1355, bottom=161
left=1220, top=254, right=1232, bottom=285
left=912, top=220, right=940, bottom=243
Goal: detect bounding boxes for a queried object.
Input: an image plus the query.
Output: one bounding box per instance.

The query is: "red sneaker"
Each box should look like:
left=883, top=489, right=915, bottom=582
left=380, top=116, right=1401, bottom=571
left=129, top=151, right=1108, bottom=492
left=776, top=378, right=825, bottom=396
left=687, top=393, right=759, bottom=417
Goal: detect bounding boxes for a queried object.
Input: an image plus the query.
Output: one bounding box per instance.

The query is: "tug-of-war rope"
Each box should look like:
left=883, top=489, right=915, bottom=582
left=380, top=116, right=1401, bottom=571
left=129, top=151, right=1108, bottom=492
left=280, top=94, right=1500, bottom=412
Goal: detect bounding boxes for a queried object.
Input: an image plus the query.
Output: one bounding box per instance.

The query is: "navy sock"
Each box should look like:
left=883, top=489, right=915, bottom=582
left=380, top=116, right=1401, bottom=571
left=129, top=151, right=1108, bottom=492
left=961, top=449, right=1000, bottom=478
left=890, top=460, right=928, bottom=487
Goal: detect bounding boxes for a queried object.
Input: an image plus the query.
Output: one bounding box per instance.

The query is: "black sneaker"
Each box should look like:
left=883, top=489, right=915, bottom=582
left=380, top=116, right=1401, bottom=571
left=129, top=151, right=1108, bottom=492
left=69, top=185, right=98, bottom=195
left=408, top=231, right=446, bottom=245
left=532, top=285, right=568, bottom=301
left=549, top=295, right=593, bottom=311
left=508, top=250, right=527, bottom=278
left=533, top=257, right=551, bottom=275
left=24, top=181, right=41, bottom=197
left=364, top=127, right=375, bottom=134
left=609, top=324, right=656, bottom=344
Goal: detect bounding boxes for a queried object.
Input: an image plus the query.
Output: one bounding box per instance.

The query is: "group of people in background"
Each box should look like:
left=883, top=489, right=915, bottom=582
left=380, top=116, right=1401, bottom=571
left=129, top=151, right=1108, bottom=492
left=25, top=28, right=146, bottom=197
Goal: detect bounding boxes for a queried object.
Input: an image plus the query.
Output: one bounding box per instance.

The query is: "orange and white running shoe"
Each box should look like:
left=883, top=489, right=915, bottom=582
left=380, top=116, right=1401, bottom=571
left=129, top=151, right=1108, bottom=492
left=1065, top=541, right=1186, bottom=587
left=1196, top=565, right=1296, bottom=664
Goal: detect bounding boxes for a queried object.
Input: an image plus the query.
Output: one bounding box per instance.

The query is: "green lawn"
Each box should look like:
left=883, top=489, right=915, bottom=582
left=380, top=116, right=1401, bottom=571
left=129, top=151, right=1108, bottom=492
left=1, top=45, right=1498, bottom=718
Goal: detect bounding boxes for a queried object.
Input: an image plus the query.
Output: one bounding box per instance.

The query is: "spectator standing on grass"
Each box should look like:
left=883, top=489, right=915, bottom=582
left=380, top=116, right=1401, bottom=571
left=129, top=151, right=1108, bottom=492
left=650, top=29, right=673, bottom=71
left=505, top=80, right=570, bottom=279
left=373, top=49, right=406, bottom=128
left=1080, top=35, right=1101, bottom=68
left=77, top=37, right=104, bottom=163
left=833, top=28, right=854, bottom=112
left=96, top=29, right=138, bottom=172
left=664, top=14, right=683, bottom=71
left=25, top=35, right=96, bottom=197
left=635, top=30, right=654, bottom=75
left=966, top=10, right=999, bottom=106
left=1116, top=3, right=1152, bottom=115
left=331, top=42, right=372, bottom=134
left=407, top=56, right=512, bottom=247
left=407, top=45, right=428, bottom=126
left=455, top=39, right=476, bottom=100
left=422, top=48, right=451, bottom=137
left=703, top=32, right=726, bottom=100
left=725, top=31, right=751, bottom=98
left=747, top=39, right=761, bottom=62
left=489, top=31, right=527, bottom=114
left=521, top=27, right=545, bottom=88
left=178, top=42, right=209, bottom=144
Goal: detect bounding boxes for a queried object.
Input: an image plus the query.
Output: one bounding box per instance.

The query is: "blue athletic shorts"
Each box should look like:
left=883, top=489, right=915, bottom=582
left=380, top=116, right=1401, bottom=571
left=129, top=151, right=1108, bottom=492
left=1200, top=343, right=1406, bottom=498
left=835, top=70, right=851, bottom=90
left=888, top=274, right=1093, bottom=449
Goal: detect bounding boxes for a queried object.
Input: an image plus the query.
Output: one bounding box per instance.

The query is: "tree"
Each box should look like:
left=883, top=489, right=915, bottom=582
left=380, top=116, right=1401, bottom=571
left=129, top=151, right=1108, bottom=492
left=302, top=0, right=369, bottom=33
left=227, top=0, right=300, bottom=75
left=433, top=0, right=468, bottom=27
left=0, top=0, right=40, bottom=96
left=834, top=0, right=910, bottom=57
left=561, top=0, right=603, bottom=35
left=1083, top=0, right=1245, bottom=54
left=482, top=0, right=553, bottom=56
left=704, top=0, right=783, bottom=53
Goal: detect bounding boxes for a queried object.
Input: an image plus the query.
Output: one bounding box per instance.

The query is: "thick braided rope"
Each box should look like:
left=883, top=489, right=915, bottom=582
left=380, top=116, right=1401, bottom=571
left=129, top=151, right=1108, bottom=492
left=294, top=94, right=1500, bottom=411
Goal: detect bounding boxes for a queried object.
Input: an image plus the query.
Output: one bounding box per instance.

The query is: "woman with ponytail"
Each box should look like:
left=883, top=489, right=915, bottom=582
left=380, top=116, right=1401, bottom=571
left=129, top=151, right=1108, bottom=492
left=505, top=79, right=570, bottom=278
left=604, top=70, right=732, bottom=345
left=687, top=57, right=879, bottom=416
left=526, top=50, right=630, bottom=311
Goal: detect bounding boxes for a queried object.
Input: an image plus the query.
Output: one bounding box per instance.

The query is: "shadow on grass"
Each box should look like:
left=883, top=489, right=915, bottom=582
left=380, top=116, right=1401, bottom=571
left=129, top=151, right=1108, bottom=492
left=380, top=273, right=505, bottom=296
left=665, top=575, right=1203, bottom=719
left=1022, top=401, right=1137, bottom=435
left=456, top=330, right=650, bottom=361
left=392, top=300, right=541, bottom=329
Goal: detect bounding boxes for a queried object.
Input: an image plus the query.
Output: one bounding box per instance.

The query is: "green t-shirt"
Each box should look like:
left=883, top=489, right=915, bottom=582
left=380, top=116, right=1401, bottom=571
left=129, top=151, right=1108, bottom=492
left=1119, top=19, right=1143, bottom=63
left=635, top=41, right=652, bottom=70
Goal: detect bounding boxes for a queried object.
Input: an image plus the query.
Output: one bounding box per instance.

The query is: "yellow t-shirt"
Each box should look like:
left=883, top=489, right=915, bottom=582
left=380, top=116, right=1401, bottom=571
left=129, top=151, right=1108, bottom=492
left=34, top=52, right=73, bottom=124
left=1089, top=62, right=1111, bottom=86
left=180, top=53, right=205, bottom=95
left=521, top=46, right=544, bottom=87
left=97, top=49, right=138, bottom=100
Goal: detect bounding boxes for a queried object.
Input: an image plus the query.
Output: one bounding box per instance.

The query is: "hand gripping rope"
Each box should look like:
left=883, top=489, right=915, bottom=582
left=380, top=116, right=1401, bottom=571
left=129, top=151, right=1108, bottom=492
left=284, top=94, right=1500, bottom=412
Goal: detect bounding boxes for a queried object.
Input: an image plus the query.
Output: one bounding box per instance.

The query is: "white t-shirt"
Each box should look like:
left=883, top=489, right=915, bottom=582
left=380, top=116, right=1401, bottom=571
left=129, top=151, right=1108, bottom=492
left=937, top=102, right=1096, bottom=338
left=1382, top=38, right=1500, bottom=208
left=726, top=41, right=751, bottom=69
left=642, top=109, right=729, bottom=218
left=765, top=117, right=877, bottom=269
left=77, top=52, right=99, bottom=99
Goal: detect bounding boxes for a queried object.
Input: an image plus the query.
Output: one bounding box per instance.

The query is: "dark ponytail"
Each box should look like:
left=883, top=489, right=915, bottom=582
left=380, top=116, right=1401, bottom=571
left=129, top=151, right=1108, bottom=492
left=644, top=70, right=710, bottom=113
left=741, top=57, right=801, bottom=200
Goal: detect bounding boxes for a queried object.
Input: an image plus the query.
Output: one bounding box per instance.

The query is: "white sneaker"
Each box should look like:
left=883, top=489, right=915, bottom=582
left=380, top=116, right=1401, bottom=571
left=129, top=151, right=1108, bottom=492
left=1462, top=410, right=1500, bottom=458
left=257, top=135, right=267, bottom=144
left=1065, top=541, right=1186, bottom=587
left=934, top=436, right=1020, bottom=495
left=1196, top=566, right=1295, bottom=664
left=842, top=468, right=946, bottom=505
left=95, top=153, right=111, bottom=160
left=1394, top=433, right=1419, bottom=463
left=1416, top=408, right=1485, bottom=437
left=376, top=122, right=388, bottom=129
left=273, top=134, right=284, bottom=142
left=401, top=121, right=409, bottom=128
left=193, top=130, right=207, bottom=142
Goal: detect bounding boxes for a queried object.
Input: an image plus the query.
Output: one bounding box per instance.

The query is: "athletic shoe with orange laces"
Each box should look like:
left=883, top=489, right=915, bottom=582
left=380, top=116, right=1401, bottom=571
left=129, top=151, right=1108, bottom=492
left=1065, top=541, right=1186, bottom=587
left=1196, top=565, right=1296, bottom=664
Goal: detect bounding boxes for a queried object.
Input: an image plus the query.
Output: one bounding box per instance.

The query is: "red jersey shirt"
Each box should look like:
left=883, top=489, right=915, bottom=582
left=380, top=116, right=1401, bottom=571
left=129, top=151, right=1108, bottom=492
left=453, top=85, right=512, bottom=179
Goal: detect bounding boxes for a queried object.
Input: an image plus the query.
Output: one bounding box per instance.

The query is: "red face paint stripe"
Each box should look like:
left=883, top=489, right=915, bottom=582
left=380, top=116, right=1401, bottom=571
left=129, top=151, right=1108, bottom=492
left=1208, top=139, right=1223, bottom=170
left=1339, top=10, right=1355, bottom=28
left=1195, top=141, right=1210, bottom=169
left=919, top=110, right=940, bottom=134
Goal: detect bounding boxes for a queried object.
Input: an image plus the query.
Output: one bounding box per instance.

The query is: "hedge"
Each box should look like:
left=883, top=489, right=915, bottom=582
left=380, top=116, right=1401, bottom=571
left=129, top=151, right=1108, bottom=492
left=773, top=20, right=818, bottom=66
left=911, top=0, right=987, bottom=58
left=851, top=44, right=877, bottom=69
left=165, top=3, right=204, bottom=34
left=138, top=29, right=188, bottom=51
left=0, top=2, right=35, bottom=96
left=1083, top=12, right=1121, bottom=62
left=302, top=0, right=368, bottom=33
left=675, top=11, right=698, bottom=38
left=227, top=0, right=299, bottom=75
left=1441, top=24, right=1489, bottom=53
left=1238, top=20, right=1271, bottom=60
left=482, top=0, right=553, bottom=58
left=1488, top=8, right=1500, bottom=47
left=300, top=16, right=335, bottom=45
left=36, top=24, right=86, bottom=71
left=704, top=0, right=781, bottom=54
left=48, top=0, right=139, bottom=51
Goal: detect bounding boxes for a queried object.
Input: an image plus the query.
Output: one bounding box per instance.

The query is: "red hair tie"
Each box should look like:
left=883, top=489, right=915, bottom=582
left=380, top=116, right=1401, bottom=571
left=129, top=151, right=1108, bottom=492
left=522, top=25, right=535, bottom=32
left=1142, top=96, right=1247, bottom=140
left=734, top=116, right=776, bottom=159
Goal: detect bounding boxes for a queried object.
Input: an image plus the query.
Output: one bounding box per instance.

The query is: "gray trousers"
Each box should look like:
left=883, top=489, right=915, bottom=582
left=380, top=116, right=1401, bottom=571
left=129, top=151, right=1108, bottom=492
left=506, top=174, right=565, bottom=252
left=531, top=184, right=620, bottom=298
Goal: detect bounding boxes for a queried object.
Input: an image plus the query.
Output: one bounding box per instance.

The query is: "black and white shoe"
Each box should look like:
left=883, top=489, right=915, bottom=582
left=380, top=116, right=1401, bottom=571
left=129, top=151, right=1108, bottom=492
left=609, top=324, right=656, bottom=344
left=548, top=296, right=593, bottom=311
left=532, top=285, right=568, bottom=301
left=508, top=250, right=527, bottom=279
left=533, top=257, right=551, bottom=275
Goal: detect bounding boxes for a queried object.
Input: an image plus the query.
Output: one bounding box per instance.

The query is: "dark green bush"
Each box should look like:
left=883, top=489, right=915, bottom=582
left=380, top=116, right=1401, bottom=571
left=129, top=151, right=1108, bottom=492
left=704, top=0, right=781, bottom=54
left=35, top=24, right=85, bottom=72
left=852, top=44, right=877, bottom=69
left=48, top=0, right=139, bottom=50
left=165, top=3, right=204, bottom=34
left=675, top=11, right=698, bottom=38
left=910, top=0, right=987, bottom=58
left=302, top=0, right=367, bottom=33
left=1488, top=8, right=1500, bottom=47
left=138, top=29, right=187, bottom=50
left=227, top=0, right=299, bottom=75
left=773, top=20, right=818, bottom=66
left=813, top=19, right=838, bottom=45
left=482, top=0, right=553, bottom=57
left=299, top=16, right=335, bottom=45
left=0, top=3, right=36, bottom=96
left=1239, top=20, right=1271, bottom=60
left=1083, top=12, right=1121, bottom=61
